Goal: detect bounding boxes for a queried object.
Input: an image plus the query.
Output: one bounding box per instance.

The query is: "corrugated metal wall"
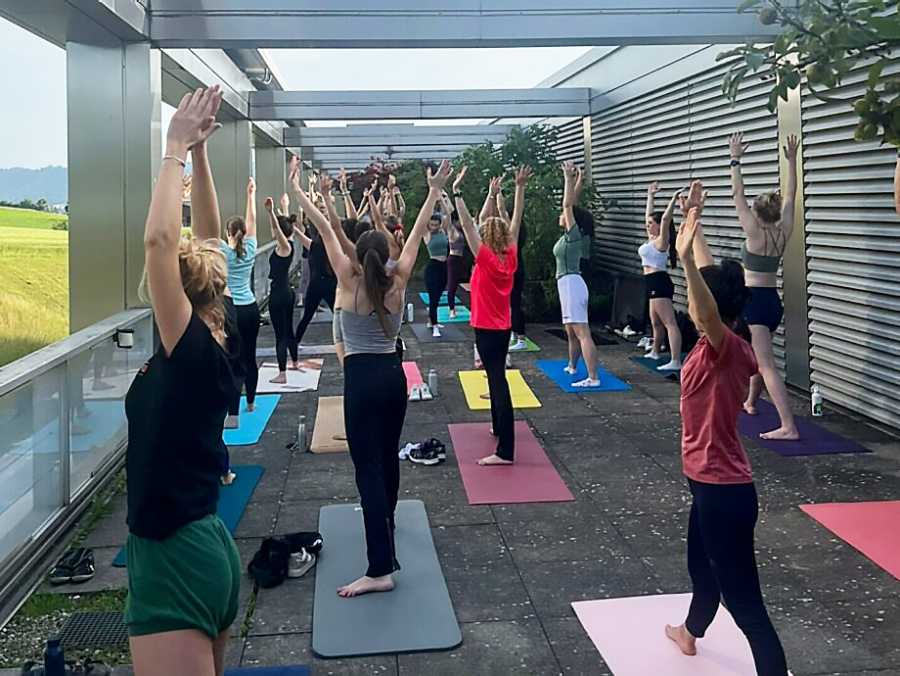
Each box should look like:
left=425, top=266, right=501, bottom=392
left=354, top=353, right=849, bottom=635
left=552, top=117, right=585, bottom=164
left=569, top=60, right=784, bottom=368
left=801, top=58, right=900, bottom=430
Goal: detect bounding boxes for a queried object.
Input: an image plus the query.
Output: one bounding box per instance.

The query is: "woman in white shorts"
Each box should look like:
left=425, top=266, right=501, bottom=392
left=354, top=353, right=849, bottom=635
left=552, top=162, right=600, bottom=387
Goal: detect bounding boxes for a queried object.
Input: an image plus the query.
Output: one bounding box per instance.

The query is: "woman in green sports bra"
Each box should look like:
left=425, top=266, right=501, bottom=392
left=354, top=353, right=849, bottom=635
left=730, top=131, right=800, bottom=441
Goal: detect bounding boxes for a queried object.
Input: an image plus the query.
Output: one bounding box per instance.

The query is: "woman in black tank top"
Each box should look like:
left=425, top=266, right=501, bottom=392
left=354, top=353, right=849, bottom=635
left=265, top=197, right=300, bottom=380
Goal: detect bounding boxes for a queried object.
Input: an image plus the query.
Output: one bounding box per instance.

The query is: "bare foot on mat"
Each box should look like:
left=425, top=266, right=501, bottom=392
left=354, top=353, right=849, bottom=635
left=478, top=454, right=513, bottom=466
left=760, top=426, right=800, bottom=441
left=337, top=574, right=394, bottom=598
left=270, top=372, right=287, bottom=384
left=665, top=623, right=697, bottom=656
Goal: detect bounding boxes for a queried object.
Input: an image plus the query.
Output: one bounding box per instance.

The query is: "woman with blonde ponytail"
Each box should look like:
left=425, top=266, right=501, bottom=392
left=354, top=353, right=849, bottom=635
left=125, top=86, right=242, bottom=676
left=290, top=160, right=453, bottom=598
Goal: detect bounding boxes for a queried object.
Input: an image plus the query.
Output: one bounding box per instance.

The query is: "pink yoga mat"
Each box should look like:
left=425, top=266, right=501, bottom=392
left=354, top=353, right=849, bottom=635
left=800, top=501, right=900, bottom=580
left=447, top=422, right=574, bottom=505
left=403, top=361, right=424, bottom=396
left=572, top=594, right=756, bottom=675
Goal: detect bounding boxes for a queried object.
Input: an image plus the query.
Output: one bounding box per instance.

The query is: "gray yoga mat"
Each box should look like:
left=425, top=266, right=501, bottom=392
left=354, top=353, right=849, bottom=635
left=408, top=323, right=469, bottom=343
left=257, top=344, right=336, bottom=358
left=312, top=500, right=461, bottom=658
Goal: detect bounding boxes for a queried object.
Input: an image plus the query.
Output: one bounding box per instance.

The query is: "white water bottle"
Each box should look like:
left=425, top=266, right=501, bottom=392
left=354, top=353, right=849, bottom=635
left=427, top=368, right=439, bottom=396
left=297, top=415, right=307, bottom=451
left=811, top=385, right=824, bottom=417
left=406, top=303, right=414, bottom=322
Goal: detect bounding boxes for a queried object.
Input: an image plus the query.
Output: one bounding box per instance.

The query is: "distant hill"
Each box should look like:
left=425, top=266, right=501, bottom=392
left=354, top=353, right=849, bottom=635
left=0, top=166, right=67, bottom=204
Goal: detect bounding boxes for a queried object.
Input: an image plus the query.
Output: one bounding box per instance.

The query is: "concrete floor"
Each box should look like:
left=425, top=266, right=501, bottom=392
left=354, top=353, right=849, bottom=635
left=71, top=300, right=900, bottom=676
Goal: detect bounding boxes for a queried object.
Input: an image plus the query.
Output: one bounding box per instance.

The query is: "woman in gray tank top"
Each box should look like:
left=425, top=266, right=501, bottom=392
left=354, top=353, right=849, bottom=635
left=291, top=161, right=454, bottom=599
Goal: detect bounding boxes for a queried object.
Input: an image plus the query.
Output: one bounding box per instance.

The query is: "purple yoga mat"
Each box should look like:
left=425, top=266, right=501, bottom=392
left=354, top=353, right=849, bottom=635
left=738, top=399, right=869, bottom=456
left=447, top=421, right=574, bottom=505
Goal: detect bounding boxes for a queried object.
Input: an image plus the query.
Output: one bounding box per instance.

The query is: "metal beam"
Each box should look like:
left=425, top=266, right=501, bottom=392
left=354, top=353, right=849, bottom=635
left=250, top=88, right=592, bottom=121
left=283, top=124, right=516, bottom=148
left=302, top=145, right=473, bottom=160
left=0, top=0, right=148, bottom=48
left=147, top=1, right=779, bottom=49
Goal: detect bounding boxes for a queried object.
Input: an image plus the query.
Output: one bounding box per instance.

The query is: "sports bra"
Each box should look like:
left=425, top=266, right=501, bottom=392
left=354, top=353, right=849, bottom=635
left=426, top=231, right=449, bottom=258
left=742, top=224, right=786, bottom=273
left=340, top=284, right=403, bottom=357
left=638, top=240, right=668, bottom=271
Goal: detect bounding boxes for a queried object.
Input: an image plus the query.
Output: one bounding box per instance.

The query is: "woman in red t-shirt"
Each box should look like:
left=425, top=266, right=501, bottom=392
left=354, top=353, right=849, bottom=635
left=664, top=185, right=788, bottom=676
left=452, top=165, right=532, bottom=465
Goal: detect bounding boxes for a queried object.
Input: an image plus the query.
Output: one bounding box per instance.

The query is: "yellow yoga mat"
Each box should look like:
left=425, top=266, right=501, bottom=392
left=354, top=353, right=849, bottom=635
left=458, top=370, right=541, bottom=410
left=311, top=396, right=348, bottom=454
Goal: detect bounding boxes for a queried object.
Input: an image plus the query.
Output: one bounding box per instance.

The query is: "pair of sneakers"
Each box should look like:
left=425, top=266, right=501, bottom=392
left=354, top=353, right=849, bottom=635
left=642, top=341, right=682, bottom=371
left=408, top=438, right=446, bottom=466
left=409, top=384, right=434, bottom=401
left=562, top=364, right=601, bottom=388
left=49, top=547, right=95, bottom=585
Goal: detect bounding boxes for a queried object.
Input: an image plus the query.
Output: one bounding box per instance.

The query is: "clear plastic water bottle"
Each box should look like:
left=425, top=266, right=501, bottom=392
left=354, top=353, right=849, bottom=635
left=811, top=385, right=824, bottom=417
left=44, top=637, right=65, bottom=676
left=406, top=303, right=414, bottom=322
left=427, top=369, right=439, bottom=397
left=297, top=415, right=307, bottom=451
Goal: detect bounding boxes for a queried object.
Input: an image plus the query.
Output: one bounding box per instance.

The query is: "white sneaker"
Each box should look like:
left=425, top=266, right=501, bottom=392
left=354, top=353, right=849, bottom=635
left=636, top=337, right=651, bottom=349
left=509, top=339, right=527, bottom=352
left=572, top=378, right=601, bottom=388
left=432, top=326, right=441, bottom=338
left=644, top=342, right=656, bottom=353
left=505, top=354, right=512, bottom=368
left=420, top=384, right=434, bottom=400
left=564, top=365, right=577, bottom=375
left=621, top=325, right=637, bottom=338
left=409, top=385, right=422, bottom=401
left=398, top=443, right=418, bottom=460
left=646, top=352, right=661, bottom=360
left=287, top=549, right=316, bottom=578
left=657, top=360, right=682, bottom=372
left=449, top=309, right=457, bottom=319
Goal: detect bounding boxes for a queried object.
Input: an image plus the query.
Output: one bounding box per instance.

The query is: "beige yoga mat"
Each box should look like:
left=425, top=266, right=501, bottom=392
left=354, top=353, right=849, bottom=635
left=310, top=396, right=348, bottom=454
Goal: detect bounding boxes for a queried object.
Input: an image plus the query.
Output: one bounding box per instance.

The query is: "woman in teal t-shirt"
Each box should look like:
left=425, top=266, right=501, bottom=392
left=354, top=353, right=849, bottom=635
left=552, top=162, right=600, bottom=387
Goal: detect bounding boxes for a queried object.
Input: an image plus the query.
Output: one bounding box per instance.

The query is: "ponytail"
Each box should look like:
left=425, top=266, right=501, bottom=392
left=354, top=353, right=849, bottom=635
left=357, top=231, right=393, bottom=338
left=226, top=216, right=247, bottom=259
left=668, top=220, right=677, bottom=269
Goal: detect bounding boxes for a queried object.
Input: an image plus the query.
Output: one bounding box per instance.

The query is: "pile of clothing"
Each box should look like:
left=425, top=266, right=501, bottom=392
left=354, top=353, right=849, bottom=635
left=399, top=438, right=447, bottom=466
left=248, top=531, right=324, bottom=588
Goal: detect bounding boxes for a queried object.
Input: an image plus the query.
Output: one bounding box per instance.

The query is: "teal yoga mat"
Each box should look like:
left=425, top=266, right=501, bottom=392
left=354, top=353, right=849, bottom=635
left=223, top=395, right=280, bottom=446
left=437, top=305, right=470, bottom=324
left=112, top=465, right=264, bottom=567
left=629, top=354, right=685, bottom=381
left=419, top=291, right=462, bottom=307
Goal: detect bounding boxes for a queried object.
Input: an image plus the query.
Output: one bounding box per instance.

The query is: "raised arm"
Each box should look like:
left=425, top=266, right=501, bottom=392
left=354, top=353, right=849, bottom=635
left=395, top=187, right=406, bottom=223
left=509, top=165, right=531, bottom=244
left=561, top=161, right=578, bottom=232
left=395, top=161, right=452, bottom=280
left=682, top=180, right=715, bottom=269
left=244, top=177, right=257, bottom=238
left=676, top=207, right=726, bottom=349
left=291, top=173, right=355, bottom=284
left=321, top=174, right=357, bottom=262
left=452, top=166, right=482, bottom=255
left=265, top=197, right=292, bottom=257
left=369, top=191, right=402, bottom=260
left=440, top=191, right=453, bottom=232
left=186, top=87, right=223, bottom=242
left=656, top=189, right=680, bottom=251
left=147, top=87, right=222, bottom=354
left=292, top=224, right=313, bottom=250
left=729, top=132, right=756, bottom=235
left=780, top=134, right=799, bottom=240
left=645, top=182, right=659, bottom=237
left=338, top=168, right=358, bottom=220
left=479, top=176, right=501, bottom=224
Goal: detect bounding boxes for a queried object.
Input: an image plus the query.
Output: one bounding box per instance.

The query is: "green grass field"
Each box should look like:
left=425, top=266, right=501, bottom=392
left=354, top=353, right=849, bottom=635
left=0, top=207, right=69, bottom=367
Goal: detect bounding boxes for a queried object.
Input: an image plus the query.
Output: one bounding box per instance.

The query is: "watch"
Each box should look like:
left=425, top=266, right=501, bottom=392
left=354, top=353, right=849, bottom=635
left=730, top=159, right=741, bottom=167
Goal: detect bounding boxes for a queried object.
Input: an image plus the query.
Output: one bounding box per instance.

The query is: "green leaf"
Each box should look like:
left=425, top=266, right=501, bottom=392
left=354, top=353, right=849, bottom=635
left=737, top=0, right=764, bottom=12
left=782, top=68, right=802, bottom=90
left=868, top=60, right=887, bottom=88
left=767, top=87, right=780, bottom=113
left=870, top=16, right=900, bottom=40
left=746, top=51, right=767, bottom=71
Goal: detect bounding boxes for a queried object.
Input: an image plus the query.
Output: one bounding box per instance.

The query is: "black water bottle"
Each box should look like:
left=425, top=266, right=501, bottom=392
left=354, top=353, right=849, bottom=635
left=43, top=636, right=65, bottom=676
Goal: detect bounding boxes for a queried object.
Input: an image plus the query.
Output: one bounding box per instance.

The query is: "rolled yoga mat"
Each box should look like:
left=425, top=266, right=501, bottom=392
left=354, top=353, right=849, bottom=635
left=256, top=359, right=323, bottom=394
left=112, top=465, right=264, bottom=567
left=801, top=501, right=900, bottom=580
left=572, top=593, right=756, bottom=675
left=458, top=369, right=541, bottom=410
left=312, top=500, right=461, bottom=658
left=402, top=361, right=424, bottom=396
left=223, top=395, right=280, bottom=446
left=408, top=323, right=468, bottom=343
left=310, top=396, right=348, bottom=454
left=418, top=291, right=462, bottom=307
left=738, top=399, right=870, bottom=456
left=257, top=344, right=336, bottom=358
left=537, top=360, right=631, bottom=394
left=447, top=421, right=574, bottom=505
left=437, top=305, right=470, bottom=324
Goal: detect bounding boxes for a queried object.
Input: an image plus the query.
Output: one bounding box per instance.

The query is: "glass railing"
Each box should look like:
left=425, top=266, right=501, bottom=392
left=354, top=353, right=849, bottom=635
left=0, top=308, right=153, bottom=597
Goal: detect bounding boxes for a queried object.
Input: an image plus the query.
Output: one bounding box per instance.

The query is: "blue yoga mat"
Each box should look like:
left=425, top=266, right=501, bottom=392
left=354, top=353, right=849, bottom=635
left=112, top=465, right=264, bottom=567
left=437, top=305, right=470, bottom=324
left=630, top=354, right=685, bottom=381
left=537, top=360, right=631, bottom=394
left=419, top=291, right=462, bottom=307
left=225, top=668, right=310, bottom=676
left=223, top=395, right=280, bottom=446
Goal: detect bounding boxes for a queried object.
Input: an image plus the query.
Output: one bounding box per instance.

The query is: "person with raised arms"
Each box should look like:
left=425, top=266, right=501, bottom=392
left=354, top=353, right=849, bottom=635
left=263, top=196, right=300, bottom=382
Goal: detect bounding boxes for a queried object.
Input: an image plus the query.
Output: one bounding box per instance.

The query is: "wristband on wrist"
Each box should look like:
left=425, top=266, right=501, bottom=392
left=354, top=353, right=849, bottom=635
left=453, top=190, right=463, bottom=198
left=163, top=154, right=186, bottom=168
left=730, top=158, right=741, bottom=167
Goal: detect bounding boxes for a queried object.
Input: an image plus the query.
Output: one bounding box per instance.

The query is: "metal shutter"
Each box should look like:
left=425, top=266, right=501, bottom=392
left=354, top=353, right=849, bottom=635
left=801, top=58, right=900, bottom=429
left=579, top=60, right=782, bottom=367
left=552, top=117, right=585, bottom=165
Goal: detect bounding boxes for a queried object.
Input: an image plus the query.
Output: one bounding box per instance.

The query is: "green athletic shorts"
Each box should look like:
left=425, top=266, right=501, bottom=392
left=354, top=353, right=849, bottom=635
left=125, top=514, right=241, bottom=639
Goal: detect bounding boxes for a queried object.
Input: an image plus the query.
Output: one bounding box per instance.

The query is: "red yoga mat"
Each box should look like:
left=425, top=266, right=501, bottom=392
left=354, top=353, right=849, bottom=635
left=447, top=421, right=574, bottom=505
left=403, top=361, right=424, bottom=396
left=800, top=501, right=900, bottom=580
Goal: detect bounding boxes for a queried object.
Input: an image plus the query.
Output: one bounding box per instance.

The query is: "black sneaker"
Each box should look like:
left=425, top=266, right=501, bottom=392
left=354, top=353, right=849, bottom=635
left=409, top=444, right=442, bottom=466
left=422, top=437, right=447, bottom=461
left=49, top=548, right=83, bottom=585
left=70, top=549, right=95, bottom=584
left=248, top=538, right=291, bottom=588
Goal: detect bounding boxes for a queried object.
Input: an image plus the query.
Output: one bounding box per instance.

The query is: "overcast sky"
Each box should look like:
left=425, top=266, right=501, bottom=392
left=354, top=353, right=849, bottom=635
left=0, top=17, right=588, bottom=168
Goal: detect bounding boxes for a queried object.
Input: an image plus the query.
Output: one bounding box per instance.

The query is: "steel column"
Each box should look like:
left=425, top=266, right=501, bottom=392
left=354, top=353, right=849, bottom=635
left=254, top=145, right=287, bottom=245
left=205, top=119, right=254, bottom=227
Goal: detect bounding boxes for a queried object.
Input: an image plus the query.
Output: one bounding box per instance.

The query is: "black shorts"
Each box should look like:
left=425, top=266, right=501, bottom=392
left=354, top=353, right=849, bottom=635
left=743, top=287, right=784, bottom=333
left=645, top=271, right=675, bottom=300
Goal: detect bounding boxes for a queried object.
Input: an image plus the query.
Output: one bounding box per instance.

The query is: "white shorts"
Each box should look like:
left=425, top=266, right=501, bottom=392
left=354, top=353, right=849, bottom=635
left=558, top=274, right=589, bottom=325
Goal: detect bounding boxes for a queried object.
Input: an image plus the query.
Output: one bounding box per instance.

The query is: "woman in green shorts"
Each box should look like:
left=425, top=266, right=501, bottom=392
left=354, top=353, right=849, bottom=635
left=126, top=86, right=241, bottom=676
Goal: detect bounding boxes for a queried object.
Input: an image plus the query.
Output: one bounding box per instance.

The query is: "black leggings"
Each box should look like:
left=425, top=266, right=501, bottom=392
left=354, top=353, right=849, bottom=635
left=234, top=302, right=260, bottom=407
left=511, top=266, right=526, bottom=337
left=685, top=479, right=787, bottom=676
left=269, top=287, right=298, bottom=371
left=446, top=255, right=463, bottom=311
left=425, top=259, right=448, bottom=326
left=474, top=328, right=515, bottom=461
left=344, top=353, right=408, bottom=578
left=295, top=275, right=337, bottom=344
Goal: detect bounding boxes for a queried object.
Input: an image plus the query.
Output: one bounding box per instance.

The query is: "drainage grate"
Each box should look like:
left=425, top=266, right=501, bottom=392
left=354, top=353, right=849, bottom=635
left=59, top=612, right=128, bottom=649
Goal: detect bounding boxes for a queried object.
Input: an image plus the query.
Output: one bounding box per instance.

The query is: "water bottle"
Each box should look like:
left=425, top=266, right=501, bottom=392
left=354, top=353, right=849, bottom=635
left=44, top=637, right=65, bottom=676
left=811, top=385, right=824, bottom=417
left=297, top=415, right=307, bottom=451
left=406, top=303, right=414, bottom=322
left=427, top=369, right=439, bottom=397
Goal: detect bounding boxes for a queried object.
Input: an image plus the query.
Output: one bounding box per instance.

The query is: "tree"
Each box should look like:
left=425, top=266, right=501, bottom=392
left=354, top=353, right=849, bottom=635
left=720, top=0, right=900, bottom=145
